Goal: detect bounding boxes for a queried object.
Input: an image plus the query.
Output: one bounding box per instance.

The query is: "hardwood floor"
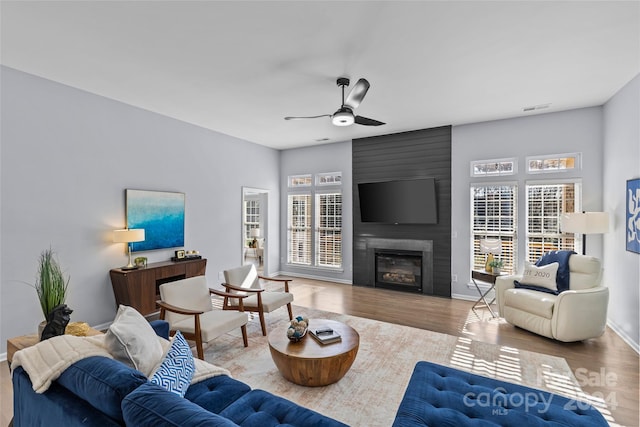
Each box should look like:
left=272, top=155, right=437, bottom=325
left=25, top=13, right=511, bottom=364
left=2, top=277, right=638, bottom=426
left=289, top=278, right=639, bottom=427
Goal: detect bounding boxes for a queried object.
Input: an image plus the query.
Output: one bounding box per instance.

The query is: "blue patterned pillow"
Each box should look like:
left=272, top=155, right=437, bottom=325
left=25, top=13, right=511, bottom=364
left=150, top=331, right=195, bottom=397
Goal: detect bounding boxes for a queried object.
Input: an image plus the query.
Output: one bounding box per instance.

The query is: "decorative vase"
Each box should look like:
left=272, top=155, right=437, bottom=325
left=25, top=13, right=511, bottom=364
left=485, top=253, right=494, bottom=273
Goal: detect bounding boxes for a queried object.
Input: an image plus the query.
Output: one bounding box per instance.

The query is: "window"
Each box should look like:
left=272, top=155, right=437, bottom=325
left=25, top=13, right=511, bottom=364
left=287, top=194, right=311, bottom=265
left=526, top=181, right=581, bottom=262
left=471, top=158, right=517, bottom=177
left=316, top=172, right=342, bottom=186
left=288, top=174, right=312, bottom=187
left=244, top=199, right=260, bottom=240
left=527, top=153, right=580, bottom=174
left=471, top=184, right=517, bottom=274
left=316, top=193, right=342, bottom=267
left=287, top=173, right=343, bottom=269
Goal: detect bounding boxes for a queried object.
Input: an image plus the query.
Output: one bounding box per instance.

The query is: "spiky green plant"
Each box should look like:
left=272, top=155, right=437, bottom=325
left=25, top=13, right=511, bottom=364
left=35, top=249, right=69, bottom=322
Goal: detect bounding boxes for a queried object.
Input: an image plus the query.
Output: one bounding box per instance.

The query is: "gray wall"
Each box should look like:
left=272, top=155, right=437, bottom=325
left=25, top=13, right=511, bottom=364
left=2, top=65, right=637, bottom=355
left=603, top=73, right=640, bottom=351
left=0, top=67, right=281, bottom=353
left=279, top=141, right=353, bottom=284
left=451, top=107, right=605, bottom=299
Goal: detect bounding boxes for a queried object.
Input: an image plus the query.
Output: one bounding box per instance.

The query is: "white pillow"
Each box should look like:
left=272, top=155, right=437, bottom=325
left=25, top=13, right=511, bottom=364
left=521, top=262, right=559, bottom=292
left=105, top=305, right=164, bottom=377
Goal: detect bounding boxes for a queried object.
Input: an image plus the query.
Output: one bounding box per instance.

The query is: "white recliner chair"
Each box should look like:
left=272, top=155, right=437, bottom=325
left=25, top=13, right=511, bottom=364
left=495, top=255, right=609, bottom=342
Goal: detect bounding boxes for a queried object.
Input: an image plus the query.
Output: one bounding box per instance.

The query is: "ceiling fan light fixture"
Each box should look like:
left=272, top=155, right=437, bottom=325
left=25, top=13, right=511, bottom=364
left=332, top=110, right=354, bottom=126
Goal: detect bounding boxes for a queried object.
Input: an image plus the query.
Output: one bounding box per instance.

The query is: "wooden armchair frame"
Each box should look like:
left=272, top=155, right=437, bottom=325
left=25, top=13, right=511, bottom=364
left=157, top=288, right=248, bottom=359
left=221, top=275, right=293, bottom=336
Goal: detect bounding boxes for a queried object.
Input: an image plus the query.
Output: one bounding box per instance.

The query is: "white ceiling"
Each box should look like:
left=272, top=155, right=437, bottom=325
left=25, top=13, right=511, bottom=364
left=2, top=1, right=638, bottom=150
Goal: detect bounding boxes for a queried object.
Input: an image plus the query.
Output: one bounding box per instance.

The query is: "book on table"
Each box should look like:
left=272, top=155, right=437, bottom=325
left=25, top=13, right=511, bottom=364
left=310, top=326, right=341, bottom=344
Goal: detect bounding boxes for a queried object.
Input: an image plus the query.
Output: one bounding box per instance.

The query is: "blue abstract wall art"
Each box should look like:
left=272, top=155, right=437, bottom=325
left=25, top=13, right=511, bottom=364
left=126, top=189, right=185, bottom=252
left=627, top=178, right=640, bottom=254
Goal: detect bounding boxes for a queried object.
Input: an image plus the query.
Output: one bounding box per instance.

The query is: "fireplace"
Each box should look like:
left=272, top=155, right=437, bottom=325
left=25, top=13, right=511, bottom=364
left=363, top=238, right=434, bottom=295
left=375, top=250, right=423, bottom=292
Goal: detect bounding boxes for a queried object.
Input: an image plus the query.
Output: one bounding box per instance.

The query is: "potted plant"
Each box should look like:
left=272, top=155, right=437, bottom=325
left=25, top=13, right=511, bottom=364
left=34, top=248, right=70, bottom=337
left=488, top=259, right=504, bottom=274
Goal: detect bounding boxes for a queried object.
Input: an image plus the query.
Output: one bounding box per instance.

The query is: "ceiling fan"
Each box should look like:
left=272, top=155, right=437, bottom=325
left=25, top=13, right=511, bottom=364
left=285, top=77, right=385, bottom=127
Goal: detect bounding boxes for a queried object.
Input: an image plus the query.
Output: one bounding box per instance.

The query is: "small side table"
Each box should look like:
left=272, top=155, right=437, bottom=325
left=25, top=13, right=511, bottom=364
left=471, top=270, right=502, bottom=318
left=7, top=325, right=102, bottom=368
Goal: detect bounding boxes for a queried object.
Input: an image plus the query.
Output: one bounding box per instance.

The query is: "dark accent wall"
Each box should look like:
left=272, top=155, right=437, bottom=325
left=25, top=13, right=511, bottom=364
left=352, top=126, right=452, bottom=297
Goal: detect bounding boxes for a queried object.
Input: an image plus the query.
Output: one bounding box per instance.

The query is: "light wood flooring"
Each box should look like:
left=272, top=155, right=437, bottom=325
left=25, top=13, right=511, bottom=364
left=2, top=277, right=638, bottom=426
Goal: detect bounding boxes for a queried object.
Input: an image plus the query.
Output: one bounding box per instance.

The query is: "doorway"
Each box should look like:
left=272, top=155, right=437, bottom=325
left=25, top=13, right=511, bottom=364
left=241, top=187, right=269, bottom=274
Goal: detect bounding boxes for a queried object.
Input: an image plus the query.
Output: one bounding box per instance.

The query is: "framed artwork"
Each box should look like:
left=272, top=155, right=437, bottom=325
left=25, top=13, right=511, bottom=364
left=126, top=189, right=185, bottom=252
left=627, top=178, right=640, bottom=254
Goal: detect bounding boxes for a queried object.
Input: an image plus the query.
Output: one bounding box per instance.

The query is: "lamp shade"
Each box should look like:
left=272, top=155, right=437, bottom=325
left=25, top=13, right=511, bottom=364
left=250, top=228, right=261, bottom=238
left=113, top=228, right=145, bottom=243
left=479, top=239, right=502, bottom=255
left=560, top=212, right=609, bottom=234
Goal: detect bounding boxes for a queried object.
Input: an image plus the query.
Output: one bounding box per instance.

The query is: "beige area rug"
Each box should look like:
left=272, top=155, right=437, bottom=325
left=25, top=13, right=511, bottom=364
left=202, top=305, right=598, bottom=427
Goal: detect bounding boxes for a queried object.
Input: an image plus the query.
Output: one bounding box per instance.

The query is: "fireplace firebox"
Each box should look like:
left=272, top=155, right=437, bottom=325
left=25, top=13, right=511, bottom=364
left=375, top=249, right=423, bottom=292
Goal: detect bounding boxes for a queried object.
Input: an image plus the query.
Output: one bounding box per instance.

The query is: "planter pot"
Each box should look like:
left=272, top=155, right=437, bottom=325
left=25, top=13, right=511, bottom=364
left=37, top=321, right=46, bottom=341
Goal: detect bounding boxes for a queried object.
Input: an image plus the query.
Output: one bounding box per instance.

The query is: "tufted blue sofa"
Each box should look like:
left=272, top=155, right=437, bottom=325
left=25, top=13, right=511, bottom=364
left=393, top=361, right=608, bottom=426
left=12, top=321, right=346, bottom=427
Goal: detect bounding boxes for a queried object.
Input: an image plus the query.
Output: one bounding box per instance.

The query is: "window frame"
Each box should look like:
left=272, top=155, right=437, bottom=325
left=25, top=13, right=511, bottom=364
left=315, top=191, right=342, bottom=268
left=526, top=152, right=581, bottom=174
left=525, top=179, right=582, bottom=262
left=286, top=172, right=343, bottom=269
left=288, top=174, right=312, bottom=188
left=243, top=199, right=260, bottom=242
left=470, top=181, right=518, bottom=275
left=470, top=158, right=517, bottom=177
left=287, top=193, right=312, bottom=265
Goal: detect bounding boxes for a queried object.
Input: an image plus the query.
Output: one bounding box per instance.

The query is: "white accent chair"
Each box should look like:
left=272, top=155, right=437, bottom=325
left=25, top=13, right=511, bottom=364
left=157, top=276, right=249, bottom=359
left=222, top=264, right=294, bottom=336
left=495, top=255, right=609, bottom=342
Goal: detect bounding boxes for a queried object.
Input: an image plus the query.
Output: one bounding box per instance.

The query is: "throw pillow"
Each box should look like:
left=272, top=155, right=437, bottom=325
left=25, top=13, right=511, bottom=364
left=536, top=250, right=576, bottom=293
left=151, top=331, right=195, bottom=397
left=516, top=262, right=559, bottom=293
left=105, top=305, right=164, bottom=377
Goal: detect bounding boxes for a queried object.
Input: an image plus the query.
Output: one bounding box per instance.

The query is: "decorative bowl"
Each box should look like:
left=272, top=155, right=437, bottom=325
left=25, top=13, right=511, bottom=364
left=286, top=316, right=309, bottom=342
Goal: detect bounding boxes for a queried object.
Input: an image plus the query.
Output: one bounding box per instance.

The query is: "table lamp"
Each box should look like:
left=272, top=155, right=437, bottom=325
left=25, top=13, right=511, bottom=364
left=250, top=228, right=261, bottom=248
left=480, top=239, right=502, bottom=273
left=113, top=228, right=145, bottom=270
left=560, top=212, right=609, bottom=255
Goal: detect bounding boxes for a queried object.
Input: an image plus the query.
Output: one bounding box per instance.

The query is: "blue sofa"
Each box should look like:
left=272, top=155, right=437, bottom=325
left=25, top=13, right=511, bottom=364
left=12, top=321, right=347, bottom=427
left=393, top=361, right=609, bottom=426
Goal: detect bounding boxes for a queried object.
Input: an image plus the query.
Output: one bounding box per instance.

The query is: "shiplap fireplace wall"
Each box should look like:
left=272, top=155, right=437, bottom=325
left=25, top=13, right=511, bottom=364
left=352, top=126, right=452, bottom=297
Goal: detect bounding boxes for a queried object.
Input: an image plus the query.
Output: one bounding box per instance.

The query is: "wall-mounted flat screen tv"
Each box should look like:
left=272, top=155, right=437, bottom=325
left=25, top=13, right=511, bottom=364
left=358, top=178, right=438, bottom=224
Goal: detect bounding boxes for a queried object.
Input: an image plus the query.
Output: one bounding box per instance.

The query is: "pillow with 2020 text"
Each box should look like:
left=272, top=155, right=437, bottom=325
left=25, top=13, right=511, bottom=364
left=520, top=261, right=559, bottom=292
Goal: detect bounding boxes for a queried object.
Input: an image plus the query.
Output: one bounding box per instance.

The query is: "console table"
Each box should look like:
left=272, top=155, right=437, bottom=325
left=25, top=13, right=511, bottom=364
left=110, top=258, right=207, bottom=316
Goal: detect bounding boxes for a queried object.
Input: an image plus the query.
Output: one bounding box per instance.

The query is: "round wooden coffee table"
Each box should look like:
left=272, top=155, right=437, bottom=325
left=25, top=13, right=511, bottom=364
left=268, top=318, right=359, bottom=387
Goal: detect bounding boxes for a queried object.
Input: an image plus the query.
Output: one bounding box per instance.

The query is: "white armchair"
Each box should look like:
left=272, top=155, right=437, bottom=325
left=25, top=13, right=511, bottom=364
left=495, top=255, right=609, bottom=342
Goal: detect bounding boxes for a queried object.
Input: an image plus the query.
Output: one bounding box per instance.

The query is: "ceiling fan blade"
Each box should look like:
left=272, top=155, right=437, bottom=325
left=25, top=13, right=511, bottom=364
left=344, top=78, right=370, bottom=109
left=355, top=115, right=385, bottom=126
left=284, top=114, right=331, bottom=120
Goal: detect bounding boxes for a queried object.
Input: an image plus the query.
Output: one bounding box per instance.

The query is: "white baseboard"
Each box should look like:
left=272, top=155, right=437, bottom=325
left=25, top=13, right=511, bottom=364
left=273, top=270, right=352, bottom=285
left=451, top=292, right=479, bottom=302
left=1, top=352, right=6, bottom=363
left=607, top=319, right=640, bottom=354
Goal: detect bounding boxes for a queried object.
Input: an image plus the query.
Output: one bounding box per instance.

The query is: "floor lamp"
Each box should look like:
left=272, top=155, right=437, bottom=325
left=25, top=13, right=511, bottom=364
left=560, top=212, right=609, bottom=255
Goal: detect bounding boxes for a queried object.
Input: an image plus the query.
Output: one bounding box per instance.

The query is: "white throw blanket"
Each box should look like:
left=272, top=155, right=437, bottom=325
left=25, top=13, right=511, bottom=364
left=11, top=335, right=111, bottom=393
left=12, top=334, right=230, bottom=393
